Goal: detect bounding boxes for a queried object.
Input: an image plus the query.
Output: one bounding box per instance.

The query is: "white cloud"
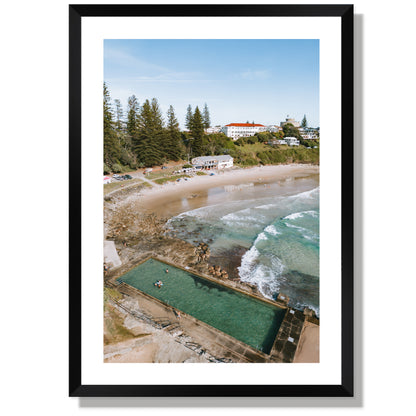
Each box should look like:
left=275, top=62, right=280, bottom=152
left=104, top=47, right=168, bottom=74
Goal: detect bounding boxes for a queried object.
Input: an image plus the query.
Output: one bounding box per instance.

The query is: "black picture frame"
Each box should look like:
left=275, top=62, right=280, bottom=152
left=69, top=4, right=353, bottom=397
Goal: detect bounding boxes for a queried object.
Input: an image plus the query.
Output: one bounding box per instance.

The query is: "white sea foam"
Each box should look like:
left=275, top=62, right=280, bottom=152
left=237, top=246, right=260, bottom=281
left=264, top=225, right=281, bottom=236
left=221, top=207, right=264, bottom=225
left=288, top=186, right=320, bottom=200
left=238, top=227, right=285, bottom=298
left=254, top=232, right=268, bottom=243
left=284, top=210, right=318, bottom=220
left=220, top=213, right=239, bottom=222
left=293, top=302, right=320, bottom=318
left=285, top=223, right=319, bottom=242
left=256, top=203, right=279, bottom=210
left=174, top=204, right=222, bottom=219
left=239, top=259, right=284, bottom=299
left=221, top=213, right=260, bottom=224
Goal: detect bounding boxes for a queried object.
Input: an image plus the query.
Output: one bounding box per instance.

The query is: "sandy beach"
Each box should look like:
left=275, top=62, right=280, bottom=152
left=293, top=321, right=320, bottom=363
left=131, top=164, right=319, bottom=218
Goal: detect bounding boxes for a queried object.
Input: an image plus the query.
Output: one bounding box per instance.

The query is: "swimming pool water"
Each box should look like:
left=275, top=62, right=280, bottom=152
left=117, top=258, right=286, bottom=354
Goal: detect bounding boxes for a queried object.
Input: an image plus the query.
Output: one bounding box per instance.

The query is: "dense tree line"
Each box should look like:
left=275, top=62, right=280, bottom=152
left=104, top=84, right=186, bottom=171
left=104, top=83, right=318, bottom=172
left=103, top=84, right=217, bottom=172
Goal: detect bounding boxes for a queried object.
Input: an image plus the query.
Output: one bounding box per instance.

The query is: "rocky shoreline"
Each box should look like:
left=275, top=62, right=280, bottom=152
left=104, top=186, right=262, bottom=296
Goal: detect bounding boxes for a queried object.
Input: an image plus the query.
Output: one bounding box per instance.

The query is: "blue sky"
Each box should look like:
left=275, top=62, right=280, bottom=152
left=104, top=39, right=319, bottom=128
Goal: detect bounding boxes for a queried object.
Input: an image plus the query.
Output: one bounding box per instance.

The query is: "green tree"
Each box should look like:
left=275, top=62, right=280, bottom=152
left=283, top=123, right=301, bottom=139
left=114, top=99, right=124, bottom=132
left=103, top=83, right=121, bottom=167
left=165, top=105, right=183, bottom=161
left=202, top=103, right=211, bottom=129
left=127, top=95, right=139, bottom=138
left=134, top=99, right=163, bottom=167
left=185, top=104, right=193, bottom=130
left=190, top=106, right=205, bottom=156
left=301, top=114, right=308, bottom=128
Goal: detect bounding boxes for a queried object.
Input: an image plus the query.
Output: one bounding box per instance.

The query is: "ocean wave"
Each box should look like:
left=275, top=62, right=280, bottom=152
left=283, top=210, right=318, bottom=220
left=292, top=302, right=320, bottom=318
left=285, top=223, right=319, bottom=242
left=288, top=186, right=320, bottom=201
left=254, top=232, right=268, bottom=243
left=264, top=225, right=281, bottom=236
left=221, top=207, right=265, bottom=225
left=221, top=213, right=261, bottom=224
left=256, top=203, right=280, bottom=210
left=238, top=245, right=260, bottom=280
left=238, top=257, right=284, bottom=299
left=174, top=204, right=223, bottom=219
left=238, top=226, right=285, bottom=298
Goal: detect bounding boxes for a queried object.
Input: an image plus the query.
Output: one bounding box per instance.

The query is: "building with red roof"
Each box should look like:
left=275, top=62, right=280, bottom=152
left=221, top=123, right=266, bottom=140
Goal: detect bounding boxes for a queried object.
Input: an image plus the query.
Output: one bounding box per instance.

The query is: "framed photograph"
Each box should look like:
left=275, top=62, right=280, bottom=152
left=69, top=4, right=353, bottom=397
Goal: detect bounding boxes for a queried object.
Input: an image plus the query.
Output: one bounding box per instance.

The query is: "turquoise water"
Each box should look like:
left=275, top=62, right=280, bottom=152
left=166, top=181, right=320, bottom=316
left=117, top=258, right=286, bottom=354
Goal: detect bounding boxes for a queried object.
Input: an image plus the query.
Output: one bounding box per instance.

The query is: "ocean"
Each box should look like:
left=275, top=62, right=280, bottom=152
left=165, top=175, right=320, bottom=316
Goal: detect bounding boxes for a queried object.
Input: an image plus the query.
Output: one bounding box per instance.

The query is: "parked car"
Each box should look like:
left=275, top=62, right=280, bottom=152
left=161, top=166, right=168, bottom=170
left=122, top=174, right=132, bottom=180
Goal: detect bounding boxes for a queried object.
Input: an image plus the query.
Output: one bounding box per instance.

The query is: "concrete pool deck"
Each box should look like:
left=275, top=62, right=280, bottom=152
left=106, top=255, right=318, bottom=363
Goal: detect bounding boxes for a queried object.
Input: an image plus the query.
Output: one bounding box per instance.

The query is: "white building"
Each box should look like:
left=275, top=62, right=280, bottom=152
left=221, top=123, right=266, bottom=140
left=299, top=127, right=319, bottom=140
left=268, top=139, right=288, bottom=146
left=285, top=137, right=300, bottom=146
left=266, top=125, right=283, bottom=133
left=280, top=115, right=301, bottom=128
left=206, top=125, right=222, bottom=134
left=191, top=155, right=234, bottom=169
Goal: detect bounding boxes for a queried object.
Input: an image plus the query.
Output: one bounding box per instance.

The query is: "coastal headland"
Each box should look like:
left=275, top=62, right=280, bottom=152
left=104, top=164, right=320, bottom=363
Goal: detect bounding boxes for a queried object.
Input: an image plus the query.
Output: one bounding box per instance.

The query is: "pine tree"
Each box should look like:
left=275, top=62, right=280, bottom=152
left=114, top=99, right=124, bottom=132
left=134, top=99, right=163, bottom=167
left=165, top=105, right=183, bottom=161
left=301, top=114, right=308, bottom=128
left=127, top=95, right=139, bottom=138
left=190, top=106, right=205, bottom=157
left=185, top=104, right=193, bottom=130
left=103, top=83, right=121, bottom=167
left=150, top=98, right=166, bottom=158
left=202, top=103, right=211, bottom=129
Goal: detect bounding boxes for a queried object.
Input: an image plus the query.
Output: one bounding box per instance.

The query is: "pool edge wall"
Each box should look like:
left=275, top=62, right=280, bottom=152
left=111, top=256, right=289, bottom=360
